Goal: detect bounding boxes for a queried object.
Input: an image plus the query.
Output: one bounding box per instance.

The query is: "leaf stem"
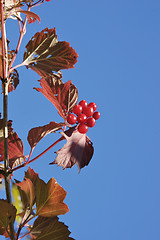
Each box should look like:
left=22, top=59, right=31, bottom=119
left=8, top=6, right=31, bottom=75
left=12, top=136, right=64, bottom=172
left=1, top=1, right=15, bottom=239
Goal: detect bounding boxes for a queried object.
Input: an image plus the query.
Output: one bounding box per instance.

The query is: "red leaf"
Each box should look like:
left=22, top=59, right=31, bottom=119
left=35, top=75, right=78, bottom=119
left=0, top=131, right=25, bottom=169
left=27, top=121, right=65, bottom=149
left=8, top=69, right=19, bottom=93
left=23, top=28, right=78, bottom=76
left=50, top=127, right=94, bottom=171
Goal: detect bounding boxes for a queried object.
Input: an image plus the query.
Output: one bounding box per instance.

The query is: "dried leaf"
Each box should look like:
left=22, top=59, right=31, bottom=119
left=3, top=0, right=22, bottom=20
left=35, top=76, right=78, bottom=119
left=23, top=28, right=78, bottom=76
left=30, top=216, right=74, bottom=240
left=50, top=127, right=94, bottom=171
left=0, top=199, right=16, bottom=235
left=27, top=121, right=65, bottom=149
left=36, top=177, right=69, bottom=217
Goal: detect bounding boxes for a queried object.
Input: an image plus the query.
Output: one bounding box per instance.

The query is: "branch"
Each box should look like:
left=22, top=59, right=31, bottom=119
left=0, top=1, right=15, bottom=239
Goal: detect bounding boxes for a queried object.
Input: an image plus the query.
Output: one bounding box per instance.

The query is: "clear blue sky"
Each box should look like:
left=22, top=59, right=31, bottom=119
left=1, top=0, right=160, bottom=239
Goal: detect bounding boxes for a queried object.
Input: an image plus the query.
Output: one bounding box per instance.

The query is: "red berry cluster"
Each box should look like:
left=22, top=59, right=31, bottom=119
left=67, top=100, right=100, bottom=134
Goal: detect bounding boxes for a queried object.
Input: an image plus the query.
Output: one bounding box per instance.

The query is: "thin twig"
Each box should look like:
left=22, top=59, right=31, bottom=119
left=12, top=136, right=64, bottom=172
left=8, top=6, right=31, bottom=74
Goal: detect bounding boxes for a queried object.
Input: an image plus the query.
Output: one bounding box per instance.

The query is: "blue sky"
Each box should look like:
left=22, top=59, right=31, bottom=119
left=1, top=0, right=160, bottom=239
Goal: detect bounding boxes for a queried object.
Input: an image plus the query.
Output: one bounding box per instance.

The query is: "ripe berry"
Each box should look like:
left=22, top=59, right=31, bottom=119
left=93, top=111, right=100, bottom=120
left=83, top=106, right=94, bottom=117
left=86, top=117, right=96, bottom=128
left=79, top=100, right=88, bottom=109
left=78, top=124, right=88, bottom=134
left=73, top=104, right=82, bottom=115
left=77, top=113, right=87, bottom=123
left=88, top=102, right=97, bottom=111
left=67, top=114, right=77, bottom=124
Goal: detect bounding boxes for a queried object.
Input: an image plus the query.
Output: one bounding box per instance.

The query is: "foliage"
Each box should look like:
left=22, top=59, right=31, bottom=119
left=0, top=0, right=100, bottom=239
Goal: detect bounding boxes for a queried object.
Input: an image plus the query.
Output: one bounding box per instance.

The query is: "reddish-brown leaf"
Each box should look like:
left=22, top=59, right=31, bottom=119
left=30, top=216, right=74, bottom=240
left=0, top=131, right=25, bottom=169
left=16, top=178, right=35, bottom=209
left=50, top=127, right=94, bottom=171
left=35, top=76, right=78, bottom=119
left=15, top=167, right=39, bottom=211
left=27, top=121, right=65, bottom=149
left=25, top=167, right=39, bottom=185
left=8, top=69, right=19, bottom=93
left=16, top=168, right=69, bottom=217
left=36, top=177, right=69, bottom=217
left=0, top=199, right=17, bottom=235
left=23, top=28, right=78, bottom=76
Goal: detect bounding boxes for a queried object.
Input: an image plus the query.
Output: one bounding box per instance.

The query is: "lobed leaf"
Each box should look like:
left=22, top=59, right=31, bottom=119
left=23, top=28, right=78, bottom=76
left=27, top=121, right=65, bottom=149
left=30, top=216, right=74, bottom=240
left=16, top=168, right=69, bottom=218
left=36, top=177, right=69, bottom=217
left=35, top=75, right=78, bottom=119
left=50, top=127, right=94, bottom=171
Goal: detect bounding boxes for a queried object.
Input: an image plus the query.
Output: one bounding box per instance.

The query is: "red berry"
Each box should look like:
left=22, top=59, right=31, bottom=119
left=88, top=102, right=97, bottom=111
left=77, top=113, right=87, bottom=123
left=83, top=106, right=94, bottom=117
left=73, top=104, right=83, bottom=115
left=67, top=114, right=77, bottom=124
left=78, top=124, right=88, bottom=134
left=86, top=117, right=96, bottom=127
left=79, top=100, right=88, bottom=109
left=93, top=111, right=100, bottom=120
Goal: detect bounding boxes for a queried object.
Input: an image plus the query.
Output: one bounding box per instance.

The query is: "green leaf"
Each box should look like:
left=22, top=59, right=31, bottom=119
left=23, top=28, right=78, bottom=76
left=30, top=216, right=75, bottom=240
left=36, top=177, right=69, bottom=217
left=12, top=183, right=23, bottom=223
left=0, top=199, right=16, bottom=235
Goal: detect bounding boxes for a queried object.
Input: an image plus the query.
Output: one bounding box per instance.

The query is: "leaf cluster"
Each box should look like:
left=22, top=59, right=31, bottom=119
left=0, top=0, right=98, bottom=239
